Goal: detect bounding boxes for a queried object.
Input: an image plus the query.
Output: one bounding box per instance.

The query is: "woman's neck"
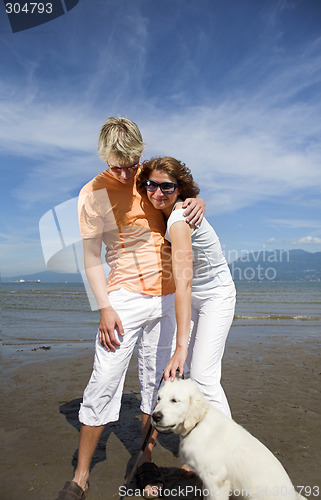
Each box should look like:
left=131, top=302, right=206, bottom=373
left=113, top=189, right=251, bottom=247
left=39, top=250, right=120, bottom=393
left=162, top=198, right=182, bottom=219
left=161, top=205, right=174, bottom=219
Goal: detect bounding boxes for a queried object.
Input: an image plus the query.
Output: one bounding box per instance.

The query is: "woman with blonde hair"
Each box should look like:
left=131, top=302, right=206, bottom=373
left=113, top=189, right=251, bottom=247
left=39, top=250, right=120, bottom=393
left=136, top=157, right=236, bottom=418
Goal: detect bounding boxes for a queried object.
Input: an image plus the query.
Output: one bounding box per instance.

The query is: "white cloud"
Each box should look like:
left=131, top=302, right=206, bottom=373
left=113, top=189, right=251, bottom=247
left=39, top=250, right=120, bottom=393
left=266, top=237, right=276, bottom=244
left=292, top=236, right=321, bottom=245
left=1, top=7, right=321, bottom=277
left=141, top=100, right=321, bottom=215
left=1, top=24, right=321, bottom=217
left=267, top=219, right=321, bottom=229
left=0, top=231, right=46, bottom=276
left=1, top=85, right=320, bottom=217
left=10, top=153, right=100, bottom=209
left=0, top=90, right=99, bottom=158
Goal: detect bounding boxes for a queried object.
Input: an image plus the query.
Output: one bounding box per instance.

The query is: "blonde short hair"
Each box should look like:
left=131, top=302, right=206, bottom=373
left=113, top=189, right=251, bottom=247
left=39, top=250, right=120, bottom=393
left=98, top=117, right=145, bottom=163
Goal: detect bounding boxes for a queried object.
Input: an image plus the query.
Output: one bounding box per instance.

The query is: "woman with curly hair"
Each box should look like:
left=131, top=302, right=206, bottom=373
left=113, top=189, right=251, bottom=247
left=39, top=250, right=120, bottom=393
left=136, top=156, right=236, bottom=418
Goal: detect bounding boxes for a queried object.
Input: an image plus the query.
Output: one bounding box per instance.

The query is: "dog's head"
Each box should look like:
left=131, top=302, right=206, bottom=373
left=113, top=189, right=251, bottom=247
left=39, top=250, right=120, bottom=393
left=151, top=378, right=209, bottom=436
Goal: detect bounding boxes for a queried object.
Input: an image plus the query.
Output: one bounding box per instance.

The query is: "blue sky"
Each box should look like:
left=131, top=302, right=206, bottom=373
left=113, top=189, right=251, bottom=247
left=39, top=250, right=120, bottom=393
left=1, top=0, right=321, bottom=277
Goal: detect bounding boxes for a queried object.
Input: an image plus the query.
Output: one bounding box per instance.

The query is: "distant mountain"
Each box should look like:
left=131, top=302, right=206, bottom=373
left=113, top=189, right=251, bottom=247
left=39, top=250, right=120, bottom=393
left=3, top=249, right=321, bottom=283
left=228, top=249, right=321, bottom=282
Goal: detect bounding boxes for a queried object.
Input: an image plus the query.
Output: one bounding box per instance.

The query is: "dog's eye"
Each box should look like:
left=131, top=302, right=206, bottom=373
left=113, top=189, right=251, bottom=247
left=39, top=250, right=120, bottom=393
left=170, top=398, right=178, bottom=403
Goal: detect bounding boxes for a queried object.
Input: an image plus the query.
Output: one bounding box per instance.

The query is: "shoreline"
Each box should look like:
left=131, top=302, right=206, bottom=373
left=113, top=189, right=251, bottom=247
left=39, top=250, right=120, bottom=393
left=3, top=323, right=320, bottom=368
left=3, top=334, right=320, bottom=499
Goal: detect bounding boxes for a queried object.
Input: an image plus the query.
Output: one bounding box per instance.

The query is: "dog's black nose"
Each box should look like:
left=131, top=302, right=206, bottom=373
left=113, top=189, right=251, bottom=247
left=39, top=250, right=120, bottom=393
left=152, top=411, right=163, bottom=423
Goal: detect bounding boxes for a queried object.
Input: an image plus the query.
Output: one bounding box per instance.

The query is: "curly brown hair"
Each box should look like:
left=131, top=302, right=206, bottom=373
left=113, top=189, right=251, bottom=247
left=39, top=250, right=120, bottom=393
left=136, top=156, right=200, bottom=200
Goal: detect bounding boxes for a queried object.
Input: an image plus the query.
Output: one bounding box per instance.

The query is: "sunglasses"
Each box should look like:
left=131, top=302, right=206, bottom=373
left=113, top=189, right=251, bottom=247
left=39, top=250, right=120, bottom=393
left=145, top=179, right=179, bottom=194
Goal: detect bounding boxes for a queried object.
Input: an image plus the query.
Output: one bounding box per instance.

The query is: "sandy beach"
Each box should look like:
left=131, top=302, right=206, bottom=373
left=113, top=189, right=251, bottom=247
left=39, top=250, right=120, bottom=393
left=3, top=333, right=320, bottom=500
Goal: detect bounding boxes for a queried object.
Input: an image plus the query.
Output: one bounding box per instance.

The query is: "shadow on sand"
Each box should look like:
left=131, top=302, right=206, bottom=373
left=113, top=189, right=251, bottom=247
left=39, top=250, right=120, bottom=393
left=59, top=393, right=204, bottom=499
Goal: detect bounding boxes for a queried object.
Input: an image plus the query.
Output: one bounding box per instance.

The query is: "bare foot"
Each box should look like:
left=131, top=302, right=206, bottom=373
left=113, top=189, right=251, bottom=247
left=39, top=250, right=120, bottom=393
left=142, top=483, right=163, bottom=498
left=181, top=463, right=197, bottom=476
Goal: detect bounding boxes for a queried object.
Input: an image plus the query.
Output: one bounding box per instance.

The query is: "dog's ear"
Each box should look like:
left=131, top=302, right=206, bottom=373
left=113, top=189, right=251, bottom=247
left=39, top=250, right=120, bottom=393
left=183, top=381, right=209, bottom=433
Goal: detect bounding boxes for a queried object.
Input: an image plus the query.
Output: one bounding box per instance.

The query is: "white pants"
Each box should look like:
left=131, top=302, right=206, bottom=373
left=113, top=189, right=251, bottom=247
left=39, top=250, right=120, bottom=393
left=185, top=282, right=236, bottom=418
left=79, top=289, right=176, bottom=426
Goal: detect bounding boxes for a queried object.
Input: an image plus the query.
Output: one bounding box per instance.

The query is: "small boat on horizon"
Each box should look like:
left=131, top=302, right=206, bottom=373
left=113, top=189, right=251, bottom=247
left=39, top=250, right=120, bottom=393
left=7, top=279, right=41, bottom=283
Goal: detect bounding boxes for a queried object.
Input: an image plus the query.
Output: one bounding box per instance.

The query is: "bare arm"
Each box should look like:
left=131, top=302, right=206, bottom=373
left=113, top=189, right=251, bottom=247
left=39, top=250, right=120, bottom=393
left=163, top=221, right=193, bottom=381
left=83, top=237, right=124, bottom=351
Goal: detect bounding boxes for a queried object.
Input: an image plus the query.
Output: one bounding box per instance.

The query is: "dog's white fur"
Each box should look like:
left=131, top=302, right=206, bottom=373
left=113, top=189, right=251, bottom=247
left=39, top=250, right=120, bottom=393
left=152, top=379, right=306, bottom=500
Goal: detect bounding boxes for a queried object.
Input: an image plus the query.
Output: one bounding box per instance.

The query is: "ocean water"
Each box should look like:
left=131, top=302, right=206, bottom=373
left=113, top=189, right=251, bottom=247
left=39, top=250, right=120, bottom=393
left=2, top=281, right=320, bottom=364
left=233, top=281, right=321, bottom=336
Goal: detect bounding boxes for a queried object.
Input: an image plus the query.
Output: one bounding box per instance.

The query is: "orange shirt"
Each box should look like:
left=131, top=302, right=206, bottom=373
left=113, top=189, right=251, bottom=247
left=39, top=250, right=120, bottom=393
left=78, top=169, right=174, bottom=296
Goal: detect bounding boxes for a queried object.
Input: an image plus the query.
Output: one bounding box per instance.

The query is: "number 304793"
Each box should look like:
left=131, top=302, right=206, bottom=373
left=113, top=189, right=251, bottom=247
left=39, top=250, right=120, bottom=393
left=6, top=3, right=53, bottom=14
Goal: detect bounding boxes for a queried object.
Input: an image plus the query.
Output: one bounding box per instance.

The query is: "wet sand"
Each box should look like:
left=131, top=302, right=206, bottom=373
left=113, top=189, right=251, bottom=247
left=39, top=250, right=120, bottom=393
left=2, top=333, right=320, bottom=500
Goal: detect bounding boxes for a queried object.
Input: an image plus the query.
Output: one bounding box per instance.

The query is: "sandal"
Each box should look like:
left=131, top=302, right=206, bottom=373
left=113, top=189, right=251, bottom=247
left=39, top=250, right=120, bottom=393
left=55, top=480, right=89, bottom=500
left=136, top=462, right=164, bottom=499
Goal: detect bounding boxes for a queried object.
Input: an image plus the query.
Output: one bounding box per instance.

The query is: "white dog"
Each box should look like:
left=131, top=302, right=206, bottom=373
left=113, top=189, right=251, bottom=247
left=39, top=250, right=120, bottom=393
left=152, top=378, right=306, bottom=500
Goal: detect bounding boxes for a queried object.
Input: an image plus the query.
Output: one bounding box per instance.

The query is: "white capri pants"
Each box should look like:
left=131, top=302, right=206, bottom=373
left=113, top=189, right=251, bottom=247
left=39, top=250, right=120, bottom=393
left=185, top=281, right=236, bottom=418
left=79, top=288, right=176, bottom=426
